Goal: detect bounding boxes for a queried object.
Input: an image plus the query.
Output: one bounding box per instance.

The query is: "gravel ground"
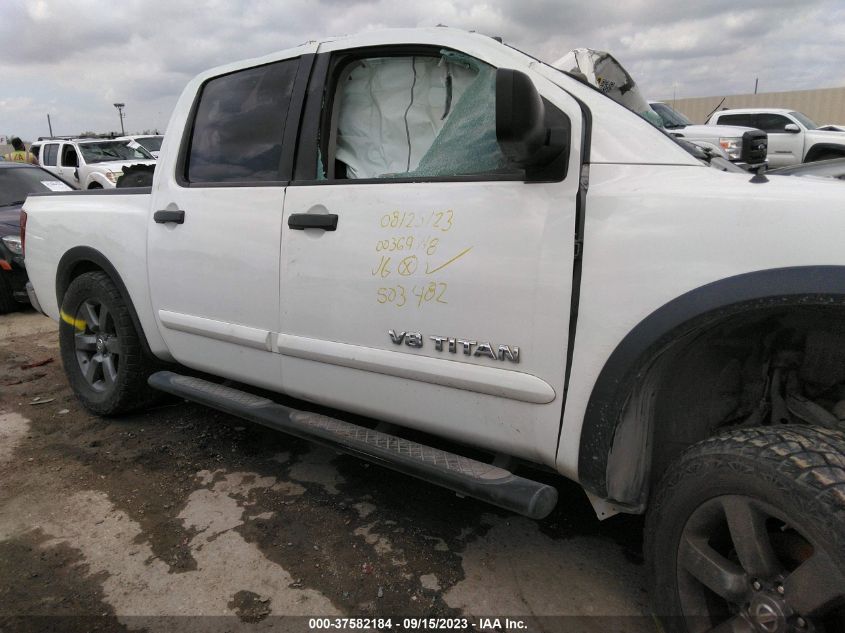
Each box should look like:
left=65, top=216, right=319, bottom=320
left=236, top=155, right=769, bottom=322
left=0, top=309, right=655, bottom=633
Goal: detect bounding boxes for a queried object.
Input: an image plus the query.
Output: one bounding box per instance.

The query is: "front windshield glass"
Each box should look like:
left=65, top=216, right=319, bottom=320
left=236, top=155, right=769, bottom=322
left=789, top=111, right=818, bottom=130
left=78, top=141, right=153, bottom=163
left=0, top=166, right=70, bottom=206
left=651, top=102, right=692, bottom=128
left=137, top=136, right=163, bottom=152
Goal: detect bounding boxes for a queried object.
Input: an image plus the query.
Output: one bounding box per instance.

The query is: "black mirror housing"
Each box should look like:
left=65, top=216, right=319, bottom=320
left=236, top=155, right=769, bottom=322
left=495, top=68, right=570, bottom=181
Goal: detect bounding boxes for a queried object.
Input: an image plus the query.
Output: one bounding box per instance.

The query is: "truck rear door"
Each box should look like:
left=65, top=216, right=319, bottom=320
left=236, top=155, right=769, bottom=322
left=147, top=48, right=315, bottom=390
left=278, top=41, right=584, bottom=465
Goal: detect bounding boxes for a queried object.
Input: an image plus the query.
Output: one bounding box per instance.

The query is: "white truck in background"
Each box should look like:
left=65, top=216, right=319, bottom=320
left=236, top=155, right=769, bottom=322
left=20, top=28, right=845, bottom=630
left=649, top=101, right=768, bottom=164
left=32, top=138, right=156, bottom=189
left=709, top=108, right=845, bottom=167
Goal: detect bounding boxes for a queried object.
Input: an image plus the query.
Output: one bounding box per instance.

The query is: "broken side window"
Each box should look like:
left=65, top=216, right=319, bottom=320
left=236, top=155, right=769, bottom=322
left=328, top=51, right=518, bottom=180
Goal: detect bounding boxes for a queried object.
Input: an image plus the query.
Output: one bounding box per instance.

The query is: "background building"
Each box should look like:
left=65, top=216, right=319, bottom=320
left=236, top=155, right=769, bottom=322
left=665, top=86, right=845, bottom=125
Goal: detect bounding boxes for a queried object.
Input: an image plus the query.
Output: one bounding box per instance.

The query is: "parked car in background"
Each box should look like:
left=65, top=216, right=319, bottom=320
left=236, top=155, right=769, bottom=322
left=768, top=157, right=845, bottom=180
left=708, top=108, right=845, bottom=167
left=118, top=134, right=164, bottom=159
left=32, top=138, right=156, bottom=189
left=0, top=162, right=72, bottom=312
left=649, top=101, right=768, bottom=166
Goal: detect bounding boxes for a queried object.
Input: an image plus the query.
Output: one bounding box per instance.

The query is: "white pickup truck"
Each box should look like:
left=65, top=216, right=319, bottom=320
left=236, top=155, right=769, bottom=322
left=709, top=108, right=845, bottom=167
left=21, top=28, right=845, bottom=629
left=33, top=138, right=156, bottom=189
left=650, top=101, right=768, bottom=165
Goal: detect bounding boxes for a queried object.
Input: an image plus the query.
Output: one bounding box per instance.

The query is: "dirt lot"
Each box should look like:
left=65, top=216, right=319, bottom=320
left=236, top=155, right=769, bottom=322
left=0, top=309, right=653, bottom=632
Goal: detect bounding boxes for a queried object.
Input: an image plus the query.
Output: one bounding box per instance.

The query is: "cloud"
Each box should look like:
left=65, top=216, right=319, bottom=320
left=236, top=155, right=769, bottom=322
left=1, top=0, right=843, bottom=141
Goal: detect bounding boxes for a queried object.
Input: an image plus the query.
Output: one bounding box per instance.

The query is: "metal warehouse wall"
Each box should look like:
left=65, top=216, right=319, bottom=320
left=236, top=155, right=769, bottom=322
left=664, top=86, right=845, bottom=124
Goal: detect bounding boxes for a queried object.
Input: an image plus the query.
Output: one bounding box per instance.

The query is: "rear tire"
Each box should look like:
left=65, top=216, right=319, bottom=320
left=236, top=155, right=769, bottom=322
left=59, top=271, right=159, bottom=415
left=646, top=425, right=845, bottom=632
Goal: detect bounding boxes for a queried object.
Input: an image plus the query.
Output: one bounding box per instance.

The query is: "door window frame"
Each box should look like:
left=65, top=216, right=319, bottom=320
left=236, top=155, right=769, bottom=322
left=42, top=143, right=59, bottom=167
left=290, top=45, right=569, bottom=186
left=59, top=143, right=79, bottom=168
left=174, top=54, right=314, bottom=189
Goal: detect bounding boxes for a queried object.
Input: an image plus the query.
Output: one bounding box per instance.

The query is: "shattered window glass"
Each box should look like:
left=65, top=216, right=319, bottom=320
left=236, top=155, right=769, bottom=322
left=331, top=51, right=518, bottom=180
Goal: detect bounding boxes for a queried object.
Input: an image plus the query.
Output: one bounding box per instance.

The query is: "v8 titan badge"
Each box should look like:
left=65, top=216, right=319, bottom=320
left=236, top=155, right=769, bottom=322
left=388, top=330, right=520, bottom=363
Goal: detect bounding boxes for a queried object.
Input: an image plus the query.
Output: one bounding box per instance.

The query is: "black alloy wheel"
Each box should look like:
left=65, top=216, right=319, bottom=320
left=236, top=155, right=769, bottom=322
left=647, top=426, right=845, bottom=633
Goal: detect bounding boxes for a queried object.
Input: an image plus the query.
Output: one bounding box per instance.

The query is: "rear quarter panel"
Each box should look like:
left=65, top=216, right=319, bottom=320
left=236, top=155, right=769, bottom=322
left=22, top=191, right=170, bottom=358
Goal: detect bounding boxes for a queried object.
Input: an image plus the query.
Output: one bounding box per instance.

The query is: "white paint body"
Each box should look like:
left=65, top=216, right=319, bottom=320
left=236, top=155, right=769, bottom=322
left=709, top=108, right=845, bottom=167
left=22, top=29, right=845, bottom=489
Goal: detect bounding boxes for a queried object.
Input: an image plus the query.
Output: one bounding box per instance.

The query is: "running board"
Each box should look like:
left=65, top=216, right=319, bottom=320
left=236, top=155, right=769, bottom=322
left=148, top=371, right=558, bottom=519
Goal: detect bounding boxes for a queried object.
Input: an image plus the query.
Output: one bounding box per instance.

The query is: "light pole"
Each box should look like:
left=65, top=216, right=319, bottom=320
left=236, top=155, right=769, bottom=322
left=113, top=103, right=126, bottom=136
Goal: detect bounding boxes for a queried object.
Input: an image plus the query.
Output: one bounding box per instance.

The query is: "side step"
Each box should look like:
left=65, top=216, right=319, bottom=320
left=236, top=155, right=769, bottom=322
left=148, top=371, right=558, bottom=519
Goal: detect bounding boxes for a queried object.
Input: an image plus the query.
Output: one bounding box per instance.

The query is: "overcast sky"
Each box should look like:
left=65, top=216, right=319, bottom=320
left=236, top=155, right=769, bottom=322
left=2, top=0, right=844, bottom=142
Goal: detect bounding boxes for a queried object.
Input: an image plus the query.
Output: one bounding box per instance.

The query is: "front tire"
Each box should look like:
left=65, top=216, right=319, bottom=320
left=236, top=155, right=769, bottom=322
left=646, top=426, right=845, bottom=633
left=59, top=271, right=158, bottom=415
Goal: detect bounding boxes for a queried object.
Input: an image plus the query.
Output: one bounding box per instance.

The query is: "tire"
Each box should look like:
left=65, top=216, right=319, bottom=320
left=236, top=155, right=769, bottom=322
left=0, top=273, right=18, bottom=314
left=646, top=425, right=845, bottom=633
left=88, top=182, right=103, bottom=189
left=116, top=164, right=155, bottom=188
left=59, top=271, right=159, bottom=415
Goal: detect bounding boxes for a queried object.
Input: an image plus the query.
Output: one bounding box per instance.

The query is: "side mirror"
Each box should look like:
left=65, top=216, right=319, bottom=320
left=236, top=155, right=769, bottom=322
left=496, top=69, right=569, bottom=180
left=783, top=123, right=801, bottom=133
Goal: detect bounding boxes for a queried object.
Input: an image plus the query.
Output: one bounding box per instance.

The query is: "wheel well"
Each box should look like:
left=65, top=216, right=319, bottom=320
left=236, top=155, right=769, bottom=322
left=56, top=247, right=153, bottom=357
left=609, top=305, right=845, bottom=508
left=87, top=182, right=103, bottom=189
left=804, top=144, right=845, bottom=162
left=57, top=260, right=103, bottom=303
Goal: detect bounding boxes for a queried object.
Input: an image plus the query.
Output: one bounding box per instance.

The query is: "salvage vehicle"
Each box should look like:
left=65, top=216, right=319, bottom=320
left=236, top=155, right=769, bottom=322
left=709, top=108, right=845, bottom=167
left=33, top=138, right=155, bottom=189
left=118, top=135, right=164, bottom=159
left=0, top=162, right=71, bottom=312
left=551, top=48, right=768, bottom=167
left=21, top=28, right=845, bottom=631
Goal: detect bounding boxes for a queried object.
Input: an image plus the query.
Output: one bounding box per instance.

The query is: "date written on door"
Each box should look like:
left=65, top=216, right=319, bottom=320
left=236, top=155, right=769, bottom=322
left=379, top=210, right=454, bottom=232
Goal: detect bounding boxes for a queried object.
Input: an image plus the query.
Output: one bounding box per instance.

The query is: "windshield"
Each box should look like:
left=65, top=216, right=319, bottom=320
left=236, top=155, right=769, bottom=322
left=651, top=102, right=693, bottom=128
left=78, top=141, right=153, bottom=164
left=0, top=166, right=72, bottom=206
left=789, top=111, right=818, bottom=130
left=137, top=136, right=163, bottom=152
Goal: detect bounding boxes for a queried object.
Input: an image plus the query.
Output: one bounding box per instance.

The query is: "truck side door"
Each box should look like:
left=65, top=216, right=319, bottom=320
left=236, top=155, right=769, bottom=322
left=147, top=49, right=314, bottom=390
left=278, top=43, right=583, bottom=466
left=57, top=143, right=80, bottom=187
left=755, top=113, right=805, bottom=167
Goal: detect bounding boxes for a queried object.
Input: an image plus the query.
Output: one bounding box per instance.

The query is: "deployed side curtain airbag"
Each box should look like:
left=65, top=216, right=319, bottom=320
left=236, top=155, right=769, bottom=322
left=406, top=51, right=512, bottom=178
left=334, top=52, right=510, bottom=179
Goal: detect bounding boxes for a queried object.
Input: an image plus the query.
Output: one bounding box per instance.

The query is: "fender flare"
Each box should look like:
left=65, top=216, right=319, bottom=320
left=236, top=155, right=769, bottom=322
left=804, top=143, right=845, bottom=162
left=56, top=246, right=153, bottom=356
left=578, top=265, right=845, bottom=501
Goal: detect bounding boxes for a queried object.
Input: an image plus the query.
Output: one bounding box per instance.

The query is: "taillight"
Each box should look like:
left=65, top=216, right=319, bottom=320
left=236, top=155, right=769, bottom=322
left=20, top=211, right=27, bottom=258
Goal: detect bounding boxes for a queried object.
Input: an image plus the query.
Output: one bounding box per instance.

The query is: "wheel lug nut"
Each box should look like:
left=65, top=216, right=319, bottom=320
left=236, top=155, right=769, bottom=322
left=752, top=579, right=762, bottom=591
left=776, top=584, right=784, bottom=595
left=796, top=617, right=807, bottom=628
